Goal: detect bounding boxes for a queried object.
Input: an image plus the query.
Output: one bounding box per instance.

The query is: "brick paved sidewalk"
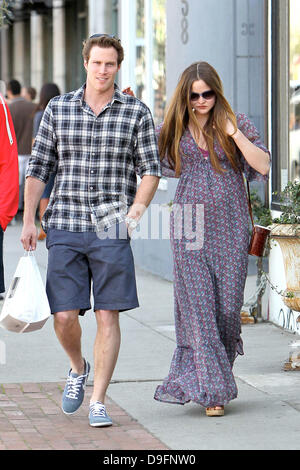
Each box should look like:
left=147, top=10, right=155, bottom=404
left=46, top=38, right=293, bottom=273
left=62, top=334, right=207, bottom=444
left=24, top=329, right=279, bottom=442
left=0, top=382, right=168, bottom=450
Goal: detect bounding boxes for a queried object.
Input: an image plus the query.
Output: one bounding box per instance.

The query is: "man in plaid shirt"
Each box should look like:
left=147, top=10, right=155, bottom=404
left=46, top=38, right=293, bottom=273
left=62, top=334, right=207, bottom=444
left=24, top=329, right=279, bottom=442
left=21, top=35, right=161, bottom=427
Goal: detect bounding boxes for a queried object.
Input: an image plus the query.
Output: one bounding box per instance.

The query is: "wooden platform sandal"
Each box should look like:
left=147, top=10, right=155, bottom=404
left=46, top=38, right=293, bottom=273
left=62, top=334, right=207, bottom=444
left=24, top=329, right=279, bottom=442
left=206, top=406, right=225, bottom=417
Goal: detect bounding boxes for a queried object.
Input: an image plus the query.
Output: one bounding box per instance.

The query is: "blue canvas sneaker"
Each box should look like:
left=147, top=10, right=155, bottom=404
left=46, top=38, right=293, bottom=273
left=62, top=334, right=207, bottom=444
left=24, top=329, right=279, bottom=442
left=62, top=358, right=90, bottom=415
left=89, top=401, right=113, bottom=427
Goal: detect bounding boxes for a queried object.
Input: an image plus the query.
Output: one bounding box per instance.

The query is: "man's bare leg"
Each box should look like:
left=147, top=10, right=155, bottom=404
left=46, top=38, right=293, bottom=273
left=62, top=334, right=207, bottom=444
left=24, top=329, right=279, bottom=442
left=53, top=309, right=85, bottom=374
left=54, top=309, right=90, bottom=415
left=90, top=309, right=121, bottom=404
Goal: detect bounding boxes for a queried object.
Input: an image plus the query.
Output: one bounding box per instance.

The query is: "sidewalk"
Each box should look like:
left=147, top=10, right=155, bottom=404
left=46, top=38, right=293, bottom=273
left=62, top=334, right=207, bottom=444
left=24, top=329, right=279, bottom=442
left=0, top=382, right=167, bottom=450
left=1, top=220, right=300, bottom=450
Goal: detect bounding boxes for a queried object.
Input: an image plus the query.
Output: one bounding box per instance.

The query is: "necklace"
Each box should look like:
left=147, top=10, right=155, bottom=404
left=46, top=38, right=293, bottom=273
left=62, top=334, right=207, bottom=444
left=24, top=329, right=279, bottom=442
left=188, top=126, right=208, bottom=151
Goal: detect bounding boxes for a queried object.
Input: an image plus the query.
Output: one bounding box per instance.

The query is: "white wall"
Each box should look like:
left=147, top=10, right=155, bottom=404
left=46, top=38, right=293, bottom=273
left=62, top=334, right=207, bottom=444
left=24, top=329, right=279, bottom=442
left=166, top=0, right=235, bottom=104
left=166, top=0, right=266, bottom=133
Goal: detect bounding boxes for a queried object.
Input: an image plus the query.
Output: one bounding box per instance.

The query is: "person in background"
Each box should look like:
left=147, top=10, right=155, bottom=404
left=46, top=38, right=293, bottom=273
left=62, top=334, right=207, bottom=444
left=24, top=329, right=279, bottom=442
left=33, top=83, right=61, bottom=241
left=154, top=61, right=270, bottom=417
left=0, top=92, right=19, bottom=300
left=22, top=86, right=37, bottom=102
left=6, top=79, right=35, bottom=211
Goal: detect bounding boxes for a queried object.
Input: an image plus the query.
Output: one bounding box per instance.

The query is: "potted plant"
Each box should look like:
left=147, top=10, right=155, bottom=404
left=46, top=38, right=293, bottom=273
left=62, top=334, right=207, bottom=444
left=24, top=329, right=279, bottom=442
left=269, top=180, right=300, bottom=312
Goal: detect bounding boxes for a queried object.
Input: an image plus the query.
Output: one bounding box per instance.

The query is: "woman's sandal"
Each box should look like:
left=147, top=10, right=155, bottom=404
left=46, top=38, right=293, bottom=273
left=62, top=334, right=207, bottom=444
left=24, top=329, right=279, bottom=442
left=206, top=406, right=225, bottom=417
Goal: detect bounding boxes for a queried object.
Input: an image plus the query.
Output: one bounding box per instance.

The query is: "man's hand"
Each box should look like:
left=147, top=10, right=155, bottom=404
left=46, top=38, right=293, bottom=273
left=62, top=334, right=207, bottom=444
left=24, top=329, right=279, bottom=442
left=20, top=222, right=38, bottom=251
left=125, top=176, right=160, bottom=236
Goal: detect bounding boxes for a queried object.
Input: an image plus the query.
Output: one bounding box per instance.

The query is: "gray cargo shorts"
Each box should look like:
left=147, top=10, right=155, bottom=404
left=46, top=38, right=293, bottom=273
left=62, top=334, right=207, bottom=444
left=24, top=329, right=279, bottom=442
left=45, top=224, right=139, bottom=315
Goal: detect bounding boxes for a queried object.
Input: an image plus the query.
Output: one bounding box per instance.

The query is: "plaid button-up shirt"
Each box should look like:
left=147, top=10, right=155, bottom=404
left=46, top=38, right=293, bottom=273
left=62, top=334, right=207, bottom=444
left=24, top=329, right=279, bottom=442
left=26, top=84, right=161, bottom=232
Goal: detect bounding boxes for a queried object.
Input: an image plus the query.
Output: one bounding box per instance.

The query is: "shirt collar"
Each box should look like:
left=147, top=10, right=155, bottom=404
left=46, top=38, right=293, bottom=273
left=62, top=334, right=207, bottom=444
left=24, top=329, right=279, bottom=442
left=112, top=84, right=126, bottom=104
left=10, top=96, right=26, bottom=103
left=71, top=84, right=85, bottom=102
left=71, top=83, right=126, bottom=105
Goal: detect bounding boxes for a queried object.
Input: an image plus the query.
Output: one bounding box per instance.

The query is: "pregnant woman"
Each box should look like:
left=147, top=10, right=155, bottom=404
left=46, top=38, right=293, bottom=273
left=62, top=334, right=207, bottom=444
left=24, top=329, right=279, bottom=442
left=154, top=62, right=270, bottom=416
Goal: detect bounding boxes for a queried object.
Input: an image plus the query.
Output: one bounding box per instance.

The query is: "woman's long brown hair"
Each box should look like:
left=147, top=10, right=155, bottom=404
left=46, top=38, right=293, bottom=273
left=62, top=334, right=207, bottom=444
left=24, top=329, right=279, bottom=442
left=158, top=62, right=239, bottom=176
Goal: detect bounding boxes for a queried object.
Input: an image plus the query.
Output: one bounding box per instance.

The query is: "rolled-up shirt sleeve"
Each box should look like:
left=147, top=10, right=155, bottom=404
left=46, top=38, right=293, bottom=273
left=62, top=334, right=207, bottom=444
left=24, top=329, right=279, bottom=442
left=26, top=102, right=58, bottom=184
left=236, top=113, right=271, bottom=183
left=134, top=109, right=161, bottom=178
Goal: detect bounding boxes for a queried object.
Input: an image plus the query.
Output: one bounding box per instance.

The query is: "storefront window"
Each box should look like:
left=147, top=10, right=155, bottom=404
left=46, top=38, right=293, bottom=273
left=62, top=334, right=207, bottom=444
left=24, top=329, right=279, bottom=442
left=289, top=0, right=300, bottom=181
left=112, top=0, right=119, bottom=36
left=271, top=0, right=299, bottom=204
left=152, top=0, right=166, bottom=123
left=136, top=44, right=146, bottom=101
left=136, top=0, right=145, bottom=38
left=133, top=0, right=166, bottom=122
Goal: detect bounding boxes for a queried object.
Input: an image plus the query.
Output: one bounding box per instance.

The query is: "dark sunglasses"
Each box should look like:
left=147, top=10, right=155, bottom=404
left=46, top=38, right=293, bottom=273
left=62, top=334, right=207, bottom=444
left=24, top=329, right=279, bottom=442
left=190, top=90, right=216, bottom=101
left=90, top=33, right=121, bottom=42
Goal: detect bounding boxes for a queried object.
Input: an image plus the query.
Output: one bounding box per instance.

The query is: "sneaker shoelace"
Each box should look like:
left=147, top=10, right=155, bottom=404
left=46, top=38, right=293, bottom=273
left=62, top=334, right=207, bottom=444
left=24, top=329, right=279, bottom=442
left=65, top=373, right=86, bottom=400
left=90, top=402, right=107, bottom=417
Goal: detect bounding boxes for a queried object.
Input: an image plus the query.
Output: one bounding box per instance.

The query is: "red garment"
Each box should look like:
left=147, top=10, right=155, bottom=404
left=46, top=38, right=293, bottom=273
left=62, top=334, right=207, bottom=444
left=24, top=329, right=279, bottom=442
left=0, top=93, right=19, bottom=231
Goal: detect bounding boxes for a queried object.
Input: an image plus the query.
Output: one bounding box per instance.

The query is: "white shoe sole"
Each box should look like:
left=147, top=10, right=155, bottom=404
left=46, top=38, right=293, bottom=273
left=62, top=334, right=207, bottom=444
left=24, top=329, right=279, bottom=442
left=89, top=421, right=113, bottom=427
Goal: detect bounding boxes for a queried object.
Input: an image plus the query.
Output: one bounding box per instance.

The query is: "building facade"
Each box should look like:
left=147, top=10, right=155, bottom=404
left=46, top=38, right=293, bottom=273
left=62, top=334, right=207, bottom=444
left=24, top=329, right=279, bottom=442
left=0, top=0, right=299, bottom=331
left=119, top=0, right=300, bottom=333
left=267, top=0, right=300, bottom=333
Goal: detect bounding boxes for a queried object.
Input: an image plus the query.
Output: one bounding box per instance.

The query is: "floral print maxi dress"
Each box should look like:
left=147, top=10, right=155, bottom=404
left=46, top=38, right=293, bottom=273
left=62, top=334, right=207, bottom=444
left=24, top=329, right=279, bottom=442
left=154, top=113, right=270, bottom=408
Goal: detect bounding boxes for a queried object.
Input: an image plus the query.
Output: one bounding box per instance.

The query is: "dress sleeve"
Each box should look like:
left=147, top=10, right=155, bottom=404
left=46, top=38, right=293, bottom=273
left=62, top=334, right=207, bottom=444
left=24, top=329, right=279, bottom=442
left=156, top=122, right=177, bottom=178
left=236, top=113, right=271, bottom=182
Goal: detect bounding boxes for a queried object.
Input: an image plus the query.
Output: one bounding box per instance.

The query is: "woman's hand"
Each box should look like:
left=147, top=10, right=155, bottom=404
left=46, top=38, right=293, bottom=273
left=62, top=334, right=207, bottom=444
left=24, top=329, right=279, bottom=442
left=123, top=87, right=135, bottom=97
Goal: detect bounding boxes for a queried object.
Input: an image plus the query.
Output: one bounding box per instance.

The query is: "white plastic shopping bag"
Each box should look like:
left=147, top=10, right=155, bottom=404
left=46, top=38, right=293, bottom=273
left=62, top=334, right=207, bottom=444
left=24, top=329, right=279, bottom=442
left=0, top=251, right=51, bottom=333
